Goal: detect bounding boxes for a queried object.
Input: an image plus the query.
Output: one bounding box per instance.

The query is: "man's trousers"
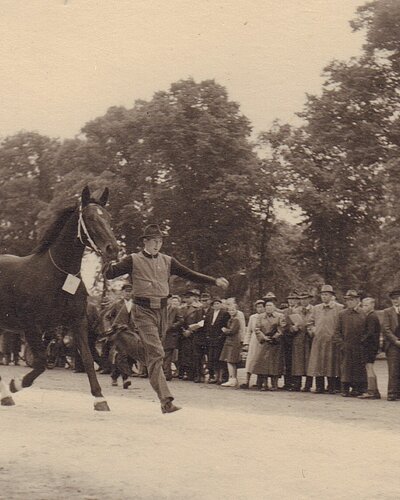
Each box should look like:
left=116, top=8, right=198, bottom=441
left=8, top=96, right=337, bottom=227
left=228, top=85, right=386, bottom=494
left=133, top=303, right=173, bottom=404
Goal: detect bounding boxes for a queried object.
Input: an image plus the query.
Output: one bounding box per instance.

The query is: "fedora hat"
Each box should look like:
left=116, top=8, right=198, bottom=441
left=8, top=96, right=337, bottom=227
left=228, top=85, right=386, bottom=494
left=344, top=289, right=360, bottom=299
left=320, top=284, right=335, bottom=294
left=140, top=224, right=166, bottom=241
left=183, top=288, right=201, bottom=297
left=263, top=292, right=277, bottom=301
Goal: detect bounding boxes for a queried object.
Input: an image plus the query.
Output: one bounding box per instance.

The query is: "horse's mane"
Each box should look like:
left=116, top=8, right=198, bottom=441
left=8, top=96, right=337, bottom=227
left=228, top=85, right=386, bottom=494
left=33, top=204, right=78, bottom=255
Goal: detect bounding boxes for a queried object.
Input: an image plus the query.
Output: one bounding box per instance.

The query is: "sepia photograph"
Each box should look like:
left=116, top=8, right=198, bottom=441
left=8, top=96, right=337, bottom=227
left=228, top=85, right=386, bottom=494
left=1, top=1, right=399, bottom=499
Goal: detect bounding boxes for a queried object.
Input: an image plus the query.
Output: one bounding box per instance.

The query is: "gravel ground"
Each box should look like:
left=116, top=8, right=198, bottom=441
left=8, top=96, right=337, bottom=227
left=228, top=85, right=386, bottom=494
left=0, top=359, right=398, bottom=500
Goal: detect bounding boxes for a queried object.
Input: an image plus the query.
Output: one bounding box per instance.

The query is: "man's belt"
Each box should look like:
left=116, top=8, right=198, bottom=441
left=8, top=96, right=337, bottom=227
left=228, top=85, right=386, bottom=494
left=134, top=296, right=168, bottom=309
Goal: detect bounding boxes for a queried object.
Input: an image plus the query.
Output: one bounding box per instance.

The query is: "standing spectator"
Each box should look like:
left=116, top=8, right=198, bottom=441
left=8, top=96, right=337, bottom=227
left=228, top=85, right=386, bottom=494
left=281, top=292, right=300, bottom=390
left=254, top=301, right=285, bottom=391
left=3, top=331, right=21, bottom=366
left=179, top=289, right=203, bottom=381
left=290, top=291, right=314, bottom=392
left=382, top=288, right=400, bottom=401
left=163, top=295, right=184, bottom=381
left=204, top=297, right=230, bottom=384
left=241, top=299, right=266, bottom=390
left=220, top=304, right=242, bottom=387
left=0, top=330, right=4, bottom=364
left=359, top=297, right=381, bottom=399
left=307, top=285, right=343, bottom=394
left=192, top=292, right=212, bottom=383
left=334, top=290, right=367, bottom=397
left=225, top=298, right=246, bottom=343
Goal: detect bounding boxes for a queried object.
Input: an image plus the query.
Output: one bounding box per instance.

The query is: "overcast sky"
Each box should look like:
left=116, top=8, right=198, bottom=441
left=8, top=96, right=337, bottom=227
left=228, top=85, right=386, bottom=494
left=1, top=0, right=366, bottom=140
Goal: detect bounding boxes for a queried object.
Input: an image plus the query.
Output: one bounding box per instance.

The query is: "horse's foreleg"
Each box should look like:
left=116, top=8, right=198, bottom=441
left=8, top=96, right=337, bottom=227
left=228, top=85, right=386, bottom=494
left=0, top=374, right=15, bottom=406
left=14, top=333, right=47, bottom=392
left=74, top=320, right=110, bottom=411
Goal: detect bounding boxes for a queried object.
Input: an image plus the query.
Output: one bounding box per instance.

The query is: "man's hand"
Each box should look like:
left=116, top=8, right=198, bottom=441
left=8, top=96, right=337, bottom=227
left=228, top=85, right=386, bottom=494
left=216, top=277, right=229, bottom=289
left=395, top=340, right=400, bottom=348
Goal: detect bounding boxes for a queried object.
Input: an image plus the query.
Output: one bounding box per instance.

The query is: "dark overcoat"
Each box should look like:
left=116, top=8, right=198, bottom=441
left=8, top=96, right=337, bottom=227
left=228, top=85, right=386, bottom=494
left=335, top=308, right=367, bottom=384
left=219, top=315, right=242, bottom=364
left=253, top=311, right=285, bottom=376
left=163, top=305, right=183, bottom=351
left=290, top=305, right=314, bottom=376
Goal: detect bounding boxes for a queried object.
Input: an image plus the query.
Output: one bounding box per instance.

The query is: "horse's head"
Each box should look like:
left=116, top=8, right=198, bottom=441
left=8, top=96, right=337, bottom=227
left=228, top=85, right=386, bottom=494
left=79, top=186, right=119, bottom=262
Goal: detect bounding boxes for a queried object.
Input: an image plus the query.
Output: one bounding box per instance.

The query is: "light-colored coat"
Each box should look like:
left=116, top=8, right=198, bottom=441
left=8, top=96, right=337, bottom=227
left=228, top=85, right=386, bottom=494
left=307, top=301, right=343, bottom=377
left=244, top=313, right=264, bottom=374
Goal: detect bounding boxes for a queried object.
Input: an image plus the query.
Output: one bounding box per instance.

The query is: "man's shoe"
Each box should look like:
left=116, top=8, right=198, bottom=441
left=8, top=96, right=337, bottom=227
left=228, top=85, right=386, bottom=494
left=239, top=383, right=249, bottom=389
left=123, top=380, right=131, bottom=389
left=387, top=396, right=397, bottom=401
left=111, top=379, right=118, bottom=387
left=100, top=369, right=111, bottom=375
left=301, top=387, right=311, bottom=393
left=341, top=392, right=350, bottom=397
left=358, top=393, right=381, bottom=400
left=161, top=401, right=182, bottom=414
left=313, top=389, right=325, bottom=394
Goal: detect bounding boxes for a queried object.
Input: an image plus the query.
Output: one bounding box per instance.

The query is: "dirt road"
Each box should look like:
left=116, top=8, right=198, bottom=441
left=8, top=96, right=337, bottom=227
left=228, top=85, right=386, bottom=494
left=1, top=360, right=398, bottom=500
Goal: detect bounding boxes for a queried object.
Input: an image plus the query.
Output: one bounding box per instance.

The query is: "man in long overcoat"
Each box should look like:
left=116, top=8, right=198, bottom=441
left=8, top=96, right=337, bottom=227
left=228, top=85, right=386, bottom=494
left=204, top=297, right=230, bottom=384
left=241, top=299, right=266, bottom=389
left=307, top=284, right=343, bottom=394
left=359, top=297, right=381, bottom=399
left=382, top=288, right=400, bottom=401
left=334, top=290, right=367, bottom=397
left=290, top=291, right=314, bottom=392
left=254, top=301, right=286, bottom=390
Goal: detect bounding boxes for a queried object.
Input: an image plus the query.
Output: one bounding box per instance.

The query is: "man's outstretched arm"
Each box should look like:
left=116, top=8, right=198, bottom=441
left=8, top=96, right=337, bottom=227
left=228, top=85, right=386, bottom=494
left=171, top=258, right=229, bottom=288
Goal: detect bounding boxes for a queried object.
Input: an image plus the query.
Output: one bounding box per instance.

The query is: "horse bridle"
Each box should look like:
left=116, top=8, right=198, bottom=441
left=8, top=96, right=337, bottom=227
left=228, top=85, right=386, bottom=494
left=77, top=203, right=102, bottom=256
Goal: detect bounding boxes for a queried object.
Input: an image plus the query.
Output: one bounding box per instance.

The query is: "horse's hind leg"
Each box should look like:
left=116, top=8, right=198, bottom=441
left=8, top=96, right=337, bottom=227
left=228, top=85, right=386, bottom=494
left=0, top=374, right=15, bottom=406
left=74, top=319, right=110, bottom=411
left=10, top=333, right=46, bottom=393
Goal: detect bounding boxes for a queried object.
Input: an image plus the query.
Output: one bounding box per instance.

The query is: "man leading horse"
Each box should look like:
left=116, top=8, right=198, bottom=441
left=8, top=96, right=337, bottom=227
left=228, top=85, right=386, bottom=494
left=104, top=224, right=229, bottom=414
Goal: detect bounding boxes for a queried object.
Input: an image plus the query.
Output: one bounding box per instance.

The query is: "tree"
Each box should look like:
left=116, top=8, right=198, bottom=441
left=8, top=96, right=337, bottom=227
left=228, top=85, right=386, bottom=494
left=260, top=1, right=400, bottom=287
left=0, top=132, right=59, bottom=254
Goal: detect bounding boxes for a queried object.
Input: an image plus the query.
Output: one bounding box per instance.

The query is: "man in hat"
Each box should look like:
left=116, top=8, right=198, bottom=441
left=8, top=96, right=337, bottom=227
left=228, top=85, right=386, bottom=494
left=177, top=289, right=201, bottom=381
left=290, top=291, right=314, bottom=392
left=359, top=297, right=381, bottom=399
left=191, top=292, right=212, bottom=383
left=104, top=225, right=229, bottom=413
left=307, top=285, right=343, bottom=394
left=204, top=297, right=230, bottom=384
left=241, top=299, right=266, bottom=390
left=382, top=288, right=400, bottom=401
left=103, top=282, right=136, bottom=389
left=334, top=290, right=367, bottom=397
left=281, top=291, right=300, bottom=391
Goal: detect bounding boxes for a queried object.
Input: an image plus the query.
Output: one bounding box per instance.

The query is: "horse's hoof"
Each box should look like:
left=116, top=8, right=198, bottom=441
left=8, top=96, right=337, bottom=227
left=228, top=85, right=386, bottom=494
left=1, top=396, right=15, bottom=406
left=94, top=400, right=111, bottom=411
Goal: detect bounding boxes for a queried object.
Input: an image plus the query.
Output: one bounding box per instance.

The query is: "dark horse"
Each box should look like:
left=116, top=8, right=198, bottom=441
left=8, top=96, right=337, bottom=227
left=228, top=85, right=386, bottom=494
left=0, top=186, right=119, bottom=411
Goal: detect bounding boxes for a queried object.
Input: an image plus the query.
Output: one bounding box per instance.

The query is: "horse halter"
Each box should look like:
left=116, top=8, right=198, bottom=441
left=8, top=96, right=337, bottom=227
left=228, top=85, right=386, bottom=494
left=77, top=204, right=102, bottom=256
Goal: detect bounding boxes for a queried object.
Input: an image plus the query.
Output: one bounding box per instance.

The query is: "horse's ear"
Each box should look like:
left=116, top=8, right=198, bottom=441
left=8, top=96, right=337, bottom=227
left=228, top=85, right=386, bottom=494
left=81, top=186, right=91, bottom=207
left=99, top=187, right=109, bottom=207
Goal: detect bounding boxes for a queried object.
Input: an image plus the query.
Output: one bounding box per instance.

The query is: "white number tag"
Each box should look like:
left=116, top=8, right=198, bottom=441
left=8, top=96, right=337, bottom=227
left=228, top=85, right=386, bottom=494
left=62, top=274, right=81, bottom=295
